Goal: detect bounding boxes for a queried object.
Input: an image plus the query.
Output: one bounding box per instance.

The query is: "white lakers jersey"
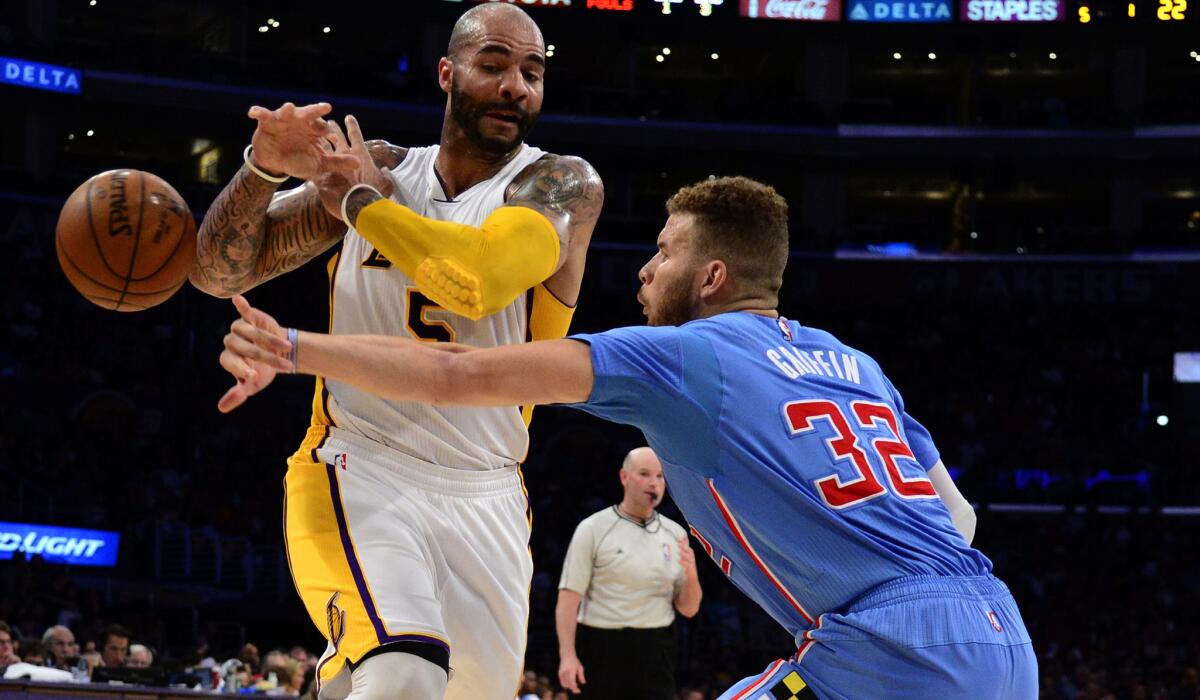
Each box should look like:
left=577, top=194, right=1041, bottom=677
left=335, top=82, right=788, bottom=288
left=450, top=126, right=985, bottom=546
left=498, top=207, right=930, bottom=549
left=316, top=143, right=548, bottom=470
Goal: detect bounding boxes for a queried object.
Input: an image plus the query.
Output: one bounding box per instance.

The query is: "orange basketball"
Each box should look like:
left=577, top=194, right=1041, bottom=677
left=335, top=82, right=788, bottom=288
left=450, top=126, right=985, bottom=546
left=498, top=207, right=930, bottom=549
left=55, top=169, right=196, bottom=312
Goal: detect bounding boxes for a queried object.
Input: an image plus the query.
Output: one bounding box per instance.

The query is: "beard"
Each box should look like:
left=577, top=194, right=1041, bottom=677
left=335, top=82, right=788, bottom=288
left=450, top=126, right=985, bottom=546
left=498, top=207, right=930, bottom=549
left=449, top=78, right=539, bottom=155
left=647, top=273, right=701, bottom=327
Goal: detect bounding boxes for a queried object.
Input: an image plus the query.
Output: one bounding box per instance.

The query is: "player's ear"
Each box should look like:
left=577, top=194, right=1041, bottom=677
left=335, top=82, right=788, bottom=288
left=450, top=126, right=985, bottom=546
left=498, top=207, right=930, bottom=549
left=437, top=57, right=454, bottom=95
left=698, top=260, right=729, bottom=301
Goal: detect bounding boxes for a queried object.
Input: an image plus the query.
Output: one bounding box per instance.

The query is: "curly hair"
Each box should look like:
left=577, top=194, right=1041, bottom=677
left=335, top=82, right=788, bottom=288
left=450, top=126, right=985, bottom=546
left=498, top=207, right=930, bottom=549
left=666, top=176, right=789, bottom=298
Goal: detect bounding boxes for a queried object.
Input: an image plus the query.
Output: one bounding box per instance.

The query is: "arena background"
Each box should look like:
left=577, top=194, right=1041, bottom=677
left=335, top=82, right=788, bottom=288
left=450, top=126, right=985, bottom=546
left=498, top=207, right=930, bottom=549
left=2, top=1, right=1199, bottom=697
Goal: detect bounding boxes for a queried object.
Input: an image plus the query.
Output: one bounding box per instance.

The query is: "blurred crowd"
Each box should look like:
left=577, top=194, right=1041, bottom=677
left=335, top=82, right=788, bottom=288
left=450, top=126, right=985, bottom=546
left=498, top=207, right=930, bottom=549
left=4, top=511, right=1200, bottom=699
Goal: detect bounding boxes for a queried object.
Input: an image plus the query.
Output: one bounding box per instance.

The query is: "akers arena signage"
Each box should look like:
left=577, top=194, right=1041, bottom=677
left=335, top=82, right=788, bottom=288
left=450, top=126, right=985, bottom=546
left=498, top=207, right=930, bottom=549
left=959, top=0, right=1062, bottom=20
left=740, top=0, right=842, bottom=20
left=0, top=521, right=119, bottom=567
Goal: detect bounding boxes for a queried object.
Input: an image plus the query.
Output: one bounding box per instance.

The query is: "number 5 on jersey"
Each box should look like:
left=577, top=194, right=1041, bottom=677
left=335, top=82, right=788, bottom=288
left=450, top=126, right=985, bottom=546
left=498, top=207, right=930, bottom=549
left=783, top=399, right=937, bottom=510
left=362, top=245, right=456, bottom=343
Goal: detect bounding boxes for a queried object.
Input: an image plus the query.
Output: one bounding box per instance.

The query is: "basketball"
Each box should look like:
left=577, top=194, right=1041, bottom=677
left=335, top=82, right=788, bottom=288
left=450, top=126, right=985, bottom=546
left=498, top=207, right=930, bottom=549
left=55, top=169, right=196, bottom=312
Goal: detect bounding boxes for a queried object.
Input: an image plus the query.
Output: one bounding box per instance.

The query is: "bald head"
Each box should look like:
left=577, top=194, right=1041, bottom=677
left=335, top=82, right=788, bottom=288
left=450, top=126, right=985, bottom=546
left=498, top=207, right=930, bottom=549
left=619, top=447, right=664, bottom=515
left=448, top=4, right=544, bottom=60
left=622, top=447, right=659, bottom=473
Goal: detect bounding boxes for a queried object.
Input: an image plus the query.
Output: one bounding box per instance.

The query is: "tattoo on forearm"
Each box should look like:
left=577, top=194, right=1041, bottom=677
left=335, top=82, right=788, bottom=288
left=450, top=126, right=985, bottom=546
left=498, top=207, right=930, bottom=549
left=192, top=167, right=344, bottom=296
left=506, top=155, right=604, bottom=238
left=344, top=190, right=384, bottom=228
left=253, top=192, right=343, bottom=283
left=192, top=166, right=277, bottom=295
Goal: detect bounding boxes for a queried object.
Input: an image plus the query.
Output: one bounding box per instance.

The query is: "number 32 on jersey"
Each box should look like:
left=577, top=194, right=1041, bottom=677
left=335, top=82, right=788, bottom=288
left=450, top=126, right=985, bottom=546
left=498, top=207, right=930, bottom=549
left=783, top=399, right=938, bottom=509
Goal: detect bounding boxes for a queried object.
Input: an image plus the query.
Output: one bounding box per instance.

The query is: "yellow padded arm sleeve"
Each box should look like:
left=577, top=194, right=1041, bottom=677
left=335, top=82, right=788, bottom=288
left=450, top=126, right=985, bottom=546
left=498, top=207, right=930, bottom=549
left=355, top=200, right=561, bottom=320
left=521, top=283, right=576, bottom=426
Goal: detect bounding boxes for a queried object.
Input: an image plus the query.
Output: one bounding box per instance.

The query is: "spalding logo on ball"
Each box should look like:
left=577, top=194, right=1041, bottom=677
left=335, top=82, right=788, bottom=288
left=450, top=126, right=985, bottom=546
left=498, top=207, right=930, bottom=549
left=55, top=169, right=196, bottom=311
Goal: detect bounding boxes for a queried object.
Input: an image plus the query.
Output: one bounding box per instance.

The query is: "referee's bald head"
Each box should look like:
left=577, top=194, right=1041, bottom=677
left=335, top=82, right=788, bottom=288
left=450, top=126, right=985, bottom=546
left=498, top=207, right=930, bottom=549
left=622, top=447, right=659, bottom=472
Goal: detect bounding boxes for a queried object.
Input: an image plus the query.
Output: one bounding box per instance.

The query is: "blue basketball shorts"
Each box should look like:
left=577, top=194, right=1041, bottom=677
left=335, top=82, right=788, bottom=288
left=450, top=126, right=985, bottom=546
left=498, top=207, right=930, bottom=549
left=717, top=575, right=1038, bottom=700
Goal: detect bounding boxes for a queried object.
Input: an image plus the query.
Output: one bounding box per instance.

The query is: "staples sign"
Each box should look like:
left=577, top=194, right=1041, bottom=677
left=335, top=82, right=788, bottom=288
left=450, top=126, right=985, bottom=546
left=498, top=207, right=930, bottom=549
left=960, top=0, right=1062, bottom=20
left=741, top=0, right=842, bottom=20
left=0, top=521, right=119, bottom=567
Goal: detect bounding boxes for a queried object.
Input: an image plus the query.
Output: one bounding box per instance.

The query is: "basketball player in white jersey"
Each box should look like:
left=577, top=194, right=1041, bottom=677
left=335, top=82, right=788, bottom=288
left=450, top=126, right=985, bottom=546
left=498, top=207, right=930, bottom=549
left=188, top=5, right=603, bottom=699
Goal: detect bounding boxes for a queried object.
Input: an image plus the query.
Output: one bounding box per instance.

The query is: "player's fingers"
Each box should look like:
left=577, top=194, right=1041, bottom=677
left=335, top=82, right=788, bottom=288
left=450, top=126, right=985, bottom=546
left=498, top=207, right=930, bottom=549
left=296, top=102, right=333, bottom=120
left=248, top=105, right=271, bottom=122
left=232, top=298, right=280, bottom=335
left=321, top=152, right=361, bottom=175
left=220, top=348, right=257, bottom=383
left=226, top=330, right=284, bottom=368
left=238, top=302, right=284, bottom=335
left=345, top=115, right=366, bottom=150
left=217, top=383, right=248, bottom=413
left=232, top=294, right=253, bottom=319
left=279, top=102, right=295, bottom=119
left=231, top=319, right=289, bottom=355
left=327, top=120, right=350, bottom=152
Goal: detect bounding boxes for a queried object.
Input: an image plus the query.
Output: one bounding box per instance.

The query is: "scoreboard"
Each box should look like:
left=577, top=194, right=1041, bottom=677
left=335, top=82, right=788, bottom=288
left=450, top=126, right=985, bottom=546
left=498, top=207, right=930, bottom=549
left=464, top=0, right=1197, bottom=22
left=1072, top=0, right=1192, bottom=22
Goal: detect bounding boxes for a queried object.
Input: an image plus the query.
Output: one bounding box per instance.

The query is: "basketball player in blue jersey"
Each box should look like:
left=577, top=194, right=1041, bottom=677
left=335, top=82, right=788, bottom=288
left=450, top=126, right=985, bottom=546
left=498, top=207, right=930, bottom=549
left=219, top=175, right=1037, bottom=700
left=190, top=4, right=603, bottom=700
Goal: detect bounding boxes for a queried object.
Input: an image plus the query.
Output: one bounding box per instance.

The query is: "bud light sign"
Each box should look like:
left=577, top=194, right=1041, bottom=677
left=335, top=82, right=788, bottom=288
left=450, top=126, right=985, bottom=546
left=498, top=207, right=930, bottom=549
left=0, top=522, right=119, bottom=567
left=740, top=0, right=842, bottom=21
left=848, top=0, right=952, bottom=20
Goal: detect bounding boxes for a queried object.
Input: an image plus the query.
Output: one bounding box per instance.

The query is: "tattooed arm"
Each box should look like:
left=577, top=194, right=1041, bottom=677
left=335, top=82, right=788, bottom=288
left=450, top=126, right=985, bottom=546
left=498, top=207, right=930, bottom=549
left=505, top=154, right=604, bottom=307
left=190, top=139, right=406, bottom=298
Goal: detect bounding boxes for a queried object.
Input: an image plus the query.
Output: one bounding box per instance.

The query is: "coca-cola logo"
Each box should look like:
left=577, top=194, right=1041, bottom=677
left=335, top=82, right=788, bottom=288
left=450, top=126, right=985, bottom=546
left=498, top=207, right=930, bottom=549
left=740, top=0, right=841, bottom=20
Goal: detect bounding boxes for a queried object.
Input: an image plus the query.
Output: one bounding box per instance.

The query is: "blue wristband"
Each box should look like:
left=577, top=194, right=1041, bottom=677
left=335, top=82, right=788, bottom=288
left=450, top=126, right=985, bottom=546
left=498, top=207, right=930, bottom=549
left=287, top=328, right=299, bottom=374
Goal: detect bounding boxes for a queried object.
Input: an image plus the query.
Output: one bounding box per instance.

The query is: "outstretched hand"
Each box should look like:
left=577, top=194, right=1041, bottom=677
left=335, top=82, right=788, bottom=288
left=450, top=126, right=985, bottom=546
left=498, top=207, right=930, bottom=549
left=246, top=102, right=357, bottom=181
left=316, top=114, right=396, bottom=222
left=218, top=295, right=293, bottom=413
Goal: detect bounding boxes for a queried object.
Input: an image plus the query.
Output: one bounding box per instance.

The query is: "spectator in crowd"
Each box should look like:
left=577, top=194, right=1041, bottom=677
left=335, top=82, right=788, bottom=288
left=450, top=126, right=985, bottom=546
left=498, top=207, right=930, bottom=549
left=100, top=625, right=131, bottom=667
left=42, top=625, right=75, bottom=670
left=556, top=447, right=702, bottom=699
left=17, top=640, right=47, bottom=667
left=263, top=648, right=289, bottom=672
left=237, top=642, right=260, bottom=675
left=128, top=644, right=153, bottom=668
left=264, top=658, right=304, bottom=695
left=288, top=645, right=311, bottom=668
left=0, top=621, right=19, bottom=665
left=80, top=641, right=102, bottom=676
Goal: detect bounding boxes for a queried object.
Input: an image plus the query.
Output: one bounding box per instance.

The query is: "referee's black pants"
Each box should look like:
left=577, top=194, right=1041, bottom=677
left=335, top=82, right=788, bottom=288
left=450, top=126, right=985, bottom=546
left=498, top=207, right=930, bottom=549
left=574, top=624, right=675, bottom=700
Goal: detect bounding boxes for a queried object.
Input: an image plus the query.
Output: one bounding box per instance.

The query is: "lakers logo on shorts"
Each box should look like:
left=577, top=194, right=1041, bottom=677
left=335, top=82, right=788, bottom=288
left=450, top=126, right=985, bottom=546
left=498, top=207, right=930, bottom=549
left=326, top=591, right=347, bottom=651
left=769, top=671, right=816, bottom=700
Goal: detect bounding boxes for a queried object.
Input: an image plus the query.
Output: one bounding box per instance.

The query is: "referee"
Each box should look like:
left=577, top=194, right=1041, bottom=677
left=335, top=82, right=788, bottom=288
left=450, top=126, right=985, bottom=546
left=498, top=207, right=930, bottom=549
left=556, top=447, right=702, bottom=699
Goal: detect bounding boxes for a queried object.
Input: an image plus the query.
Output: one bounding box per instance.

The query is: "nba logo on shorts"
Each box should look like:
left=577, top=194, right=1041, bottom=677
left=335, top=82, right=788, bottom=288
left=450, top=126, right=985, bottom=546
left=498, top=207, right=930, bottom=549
left=334, top=453, right=348, bottom=470
left=987, top=610, right=1003, bottom=633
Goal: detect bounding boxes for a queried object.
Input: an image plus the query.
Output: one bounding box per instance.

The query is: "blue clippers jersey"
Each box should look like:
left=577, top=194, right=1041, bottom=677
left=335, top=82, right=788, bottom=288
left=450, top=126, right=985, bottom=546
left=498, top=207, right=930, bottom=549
left=570, top=312, right=992, bottom=644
